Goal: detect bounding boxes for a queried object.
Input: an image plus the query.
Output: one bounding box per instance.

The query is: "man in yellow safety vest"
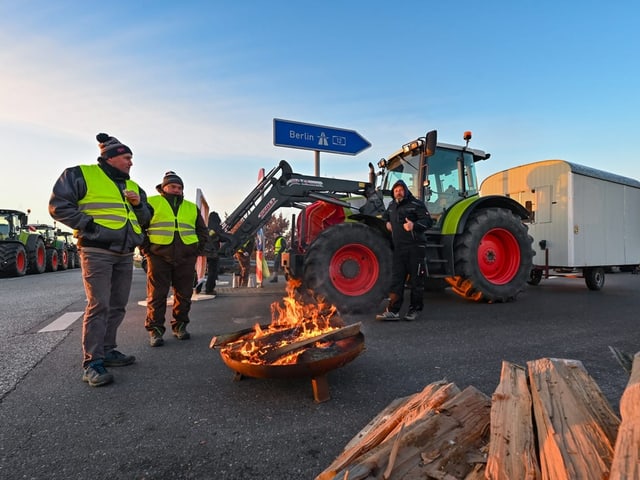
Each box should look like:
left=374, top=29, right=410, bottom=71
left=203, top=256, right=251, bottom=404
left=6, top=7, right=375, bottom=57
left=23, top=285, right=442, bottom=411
left=49, top=132, right=152, bottom=387
left=142, top=171, right=208, bottom=347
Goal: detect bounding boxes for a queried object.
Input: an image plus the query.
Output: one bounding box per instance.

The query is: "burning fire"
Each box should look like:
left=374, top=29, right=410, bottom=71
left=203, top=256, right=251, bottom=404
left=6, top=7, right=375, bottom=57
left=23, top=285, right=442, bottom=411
left=221, top=278, right=345, bottom=365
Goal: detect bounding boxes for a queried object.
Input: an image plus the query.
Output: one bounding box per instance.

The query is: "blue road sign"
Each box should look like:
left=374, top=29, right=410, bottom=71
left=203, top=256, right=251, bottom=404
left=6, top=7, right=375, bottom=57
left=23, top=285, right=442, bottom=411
left=273, top=118, right=371, bottom=156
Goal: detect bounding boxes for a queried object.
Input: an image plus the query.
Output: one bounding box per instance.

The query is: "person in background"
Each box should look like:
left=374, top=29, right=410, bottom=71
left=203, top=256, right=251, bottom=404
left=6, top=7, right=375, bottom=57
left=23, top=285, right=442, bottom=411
left=376, top=179, right=432, bottom=322
left=234, top=236, right=255, bottom=287
left=142, top=171, right=208, bottom=347
left=203, top=211, right=222, bottom=296
left=269, top=233, right=287, bottom=283
left=49, top=132, right=151, bottom=387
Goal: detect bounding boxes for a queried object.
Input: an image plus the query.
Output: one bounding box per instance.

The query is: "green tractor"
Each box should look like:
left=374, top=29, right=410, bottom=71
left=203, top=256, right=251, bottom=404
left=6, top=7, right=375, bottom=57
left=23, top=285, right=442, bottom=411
left=27, top=224, right=71, bottom=272
left=0, top=209, right=47, bottom=277
left=57, top=230, right=80, bottom=269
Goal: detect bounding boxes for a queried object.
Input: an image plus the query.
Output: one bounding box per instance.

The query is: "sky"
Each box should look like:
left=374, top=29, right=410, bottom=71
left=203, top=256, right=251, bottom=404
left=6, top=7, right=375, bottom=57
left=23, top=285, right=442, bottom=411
left=1, top=1, right=639, bottom=226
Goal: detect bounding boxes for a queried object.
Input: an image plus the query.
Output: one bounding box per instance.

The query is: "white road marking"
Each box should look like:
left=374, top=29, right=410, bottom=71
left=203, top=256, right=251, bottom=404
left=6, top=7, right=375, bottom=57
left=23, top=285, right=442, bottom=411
left=38, top=311, right=84, bottom=332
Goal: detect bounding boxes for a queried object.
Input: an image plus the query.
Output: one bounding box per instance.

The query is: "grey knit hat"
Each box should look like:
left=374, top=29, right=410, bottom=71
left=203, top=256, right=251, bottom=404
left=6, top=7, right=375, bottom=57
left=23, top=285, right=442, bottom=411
left=96, top=133, right=132, bottom=159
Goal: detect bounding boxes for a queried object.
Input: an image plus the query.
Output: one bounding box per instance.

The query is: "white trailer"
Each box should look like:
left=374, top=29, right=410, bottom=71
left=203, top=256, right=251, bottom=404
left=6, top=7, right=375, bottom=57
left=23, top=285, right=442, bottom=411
left=480, top=159, right=640, bottom=290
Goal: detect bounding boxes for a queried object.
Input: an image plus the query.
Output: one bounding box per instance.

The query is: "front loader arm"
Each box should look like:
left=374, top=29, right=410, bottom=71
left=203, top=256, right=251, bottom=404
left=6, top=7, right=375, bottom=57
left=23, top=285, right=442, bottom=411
left=219, top=160, right=375, bottom=254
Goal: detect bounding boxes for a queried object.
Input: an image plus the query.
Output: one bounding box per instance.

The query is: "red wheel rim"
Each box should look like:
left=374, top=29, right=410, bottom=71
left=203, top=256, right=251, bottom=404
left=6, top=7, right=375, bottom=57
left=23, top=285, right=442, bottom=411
left=477, top=228, right=520, bottom=285
left=17, top=251, right=26, bottom=272
left=329, top=243, right=379, bottom=296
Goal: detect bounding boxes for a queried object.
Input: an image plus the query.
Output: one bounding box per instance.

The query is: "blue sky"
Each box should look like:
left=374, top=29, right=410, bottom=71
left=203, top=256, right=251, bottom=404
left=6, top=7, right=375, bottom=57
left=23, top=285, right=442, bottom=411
left=1, top=1, right=639, bottom=225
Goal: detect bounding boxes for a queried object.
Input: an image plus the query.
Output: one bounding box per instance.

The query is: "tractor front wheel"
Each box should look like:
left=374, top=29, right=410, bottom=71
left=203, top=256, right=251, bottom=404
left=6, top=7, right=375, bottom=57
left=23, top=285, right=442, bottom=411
left=303, top=222, right=392, bottom=313
left=454, top=208, right=534, bottom=302
left=0, top=243, right=28, bottom=277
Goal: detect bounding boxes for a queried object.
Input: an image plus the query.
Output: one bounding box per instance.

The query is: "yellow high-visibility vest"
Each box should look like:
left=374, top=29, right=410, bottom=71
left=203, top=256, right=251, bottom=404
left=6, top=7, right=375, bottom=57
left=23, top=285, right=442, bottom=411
left=147, top=196, right=198, bottom=245
left=78, top=165, right=141, bottom=233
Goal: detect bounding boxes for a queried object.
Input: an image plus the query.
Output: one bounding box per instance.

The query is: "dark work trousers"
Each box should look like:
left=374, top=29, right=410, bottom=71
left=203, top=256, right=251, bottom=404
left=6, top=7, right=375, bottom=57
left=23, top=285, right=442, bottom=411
left=387, top=244, right=426, bottom=313
left=145, top=253, right=197, bottom=335
left=79, top=249, right=134, bottom=368
left=205, top=256, right=219, bottom=292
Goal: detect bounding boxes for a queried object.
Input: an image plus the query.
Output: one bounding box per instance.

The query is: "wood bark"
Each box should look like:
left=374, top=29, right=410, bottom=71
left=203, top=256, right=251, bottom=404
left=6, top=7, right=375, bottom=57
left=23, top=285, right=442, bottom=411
left=486, top=361, right=541, bottom=480
left=328, top=386, right=491, bottom=480
left=610, top=351, right=640, bottom=480
left=527, top=358, right=620, bottom=480
left=316, top=380, right=460, bottom=480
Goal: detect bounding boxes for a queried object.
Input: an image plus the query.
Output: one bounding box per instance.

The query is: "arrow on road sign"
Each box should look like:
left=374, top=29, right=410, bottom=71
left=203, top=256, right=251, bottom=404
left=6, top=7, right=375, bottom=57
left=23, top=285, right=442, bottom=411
left=273, top=118, right=371, bottom=156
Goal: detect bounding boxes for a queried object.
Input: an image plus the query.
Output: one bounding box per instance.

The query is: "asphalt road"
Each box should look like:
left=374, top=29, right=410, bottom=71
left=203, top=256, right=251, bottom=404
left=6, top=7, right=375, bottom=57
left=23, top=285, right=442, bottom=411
left=0, top=267, right=638, bottom=479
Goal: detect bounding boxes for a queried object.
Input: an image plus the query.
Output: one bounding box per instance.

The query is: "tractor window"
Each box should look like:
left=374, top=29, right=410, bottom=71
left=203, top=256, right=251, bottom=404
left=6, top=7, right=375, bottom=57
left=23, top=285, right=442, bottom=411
left=381, top=153, right=421, bottom=197
left=0, top=221, right=8, bottom=239
left=425, top=150, right=479, bottom=218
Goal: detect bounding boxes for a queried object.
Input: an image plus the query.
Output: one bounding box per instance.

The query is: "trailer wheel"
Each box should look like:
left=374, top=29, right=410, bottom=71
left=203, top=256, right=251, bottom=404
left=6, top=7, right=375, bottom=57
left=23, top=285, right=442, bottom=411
left=26, top=237, right=46, bottom=274
left=454, top=208, right=534, bottom=302
left=0, top=243, right=28, bottom=277
left=584, top=267, right=605, bottom=290
left=527, top=268, right=543, bottom=286
left=303, top=222, right=392, bottom=313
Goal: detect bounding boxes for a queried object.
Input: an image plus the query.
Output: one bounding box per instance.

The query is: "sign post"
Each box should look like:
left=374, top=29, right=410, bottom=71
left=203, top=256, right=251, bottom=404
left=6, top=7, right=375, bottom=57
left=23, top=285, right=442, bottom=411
left=273, top=118, right=371, bottom=176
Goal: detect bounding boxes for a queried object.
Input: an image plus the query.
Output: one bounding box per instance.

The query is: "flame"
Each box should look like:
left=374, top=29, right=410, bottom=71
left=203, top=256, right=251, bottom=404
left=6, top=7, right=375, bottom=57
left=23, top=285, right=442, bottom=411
left=221, top=278, right=344, bottom=365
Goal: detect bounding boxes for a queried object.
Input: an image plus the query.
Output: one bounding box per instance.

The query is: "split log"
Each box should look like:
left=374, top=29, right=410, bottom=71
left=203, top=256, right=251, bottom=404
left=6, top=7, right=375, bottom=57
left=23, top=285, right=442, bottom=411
left=329, top=386, right=491, bottom=480
left=209, top=324, right=270, bottom=348
left=486, top=361, right=541, bottom=480
left=610, top=351, right=640, bottom=480
left=527, top=358, right=620, bottom=480
left=218, top=325, right=300, bottom=353
left=261, top=322, right=361, bottom=364
left=316, top=380, right=460, bottom=480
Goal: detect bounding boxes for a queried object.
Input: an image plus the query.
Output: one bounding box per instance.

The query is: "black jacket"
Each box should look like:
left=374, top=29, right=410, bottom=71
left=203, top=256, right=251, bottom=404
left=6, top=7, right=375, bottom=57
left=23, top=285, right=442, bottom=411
left=49, top=162, right=152, bottom=253
left=382, top=179, right=432, bottom=248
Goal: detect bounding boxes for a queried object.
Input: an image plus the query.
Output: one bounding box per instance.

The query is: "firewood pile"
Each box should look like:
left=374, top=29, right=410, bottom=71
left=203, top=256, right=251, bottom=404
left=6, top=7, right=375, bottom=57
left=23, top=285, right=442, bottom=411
left=316, top=353, right=639, bottom=480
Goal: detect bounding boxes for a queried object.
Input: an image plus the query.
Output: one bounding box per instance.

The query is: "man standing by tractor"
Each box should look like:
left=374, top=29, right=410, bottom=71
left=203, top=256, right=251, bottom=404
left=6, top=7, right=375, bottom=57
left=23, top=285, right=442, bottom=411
left=376, top=179, right=432, bottom=322
left=143, top=171, right=208, bottom=347
left=269, top=232, right=286, bottom=283
left=49, top=132, right=151, bottom=387
left=203, top=211, right=222, bottom=296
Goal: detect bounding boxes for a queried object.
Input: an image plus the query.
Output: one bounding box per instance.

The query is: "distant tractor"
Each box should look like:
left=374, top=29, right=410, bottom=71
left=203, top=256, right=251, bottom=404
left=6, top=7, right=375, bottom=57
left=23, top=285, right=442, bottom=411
left=27, top=224, right=69, bottom=272
left=57, top=230, right=80, bottom=269
left=0, top=209, right=46, bottom=277
left=216, top=130, right=534, bottom=312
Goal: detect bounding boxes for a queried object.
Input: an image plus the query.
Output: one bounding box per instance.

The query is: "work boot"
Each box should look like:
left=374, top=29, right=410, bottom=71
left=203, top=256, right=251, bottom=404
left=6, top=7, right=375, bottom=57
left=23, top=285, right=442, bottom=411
left=103, top=349, right=136, bottom=367
left=82, top=360, right=114, bottom=387
left=149, top=328, right=164, bottom=347
left=269, top=276, right=278, bottom=283
left=173, top=323, right=191, bottom=340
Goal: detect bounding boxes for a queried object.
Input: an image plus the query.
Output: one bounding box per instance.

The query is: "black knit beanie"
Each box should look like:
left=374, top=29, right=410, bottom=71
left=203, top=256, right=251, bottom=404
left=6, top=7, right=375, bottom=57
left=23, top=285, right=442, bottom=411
left=96, top=133, right=132, bottom=159
left=156, top=171, right=184, bottom=191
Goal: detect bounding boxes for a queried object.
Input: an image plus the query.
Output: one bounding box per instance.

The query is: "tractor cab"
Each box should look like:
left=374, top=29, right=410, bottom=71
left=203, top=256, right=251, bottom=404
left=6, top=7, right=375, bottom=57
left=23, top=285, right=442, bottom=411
left=378, top=131, right=489, bottom=223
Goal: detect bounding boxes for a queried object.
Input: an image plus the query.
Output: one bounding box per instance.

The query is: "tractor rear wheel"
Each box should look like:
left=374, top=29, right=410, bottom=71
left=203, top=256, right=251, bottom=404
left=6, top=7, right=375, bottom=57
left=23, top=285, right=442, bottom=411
left=57, top=248, right=69, bottom=270
left=27, top=237, right=46, bottom=274
left=0, top=243, right=28, bottom=277
left=303, top=222, right=392, bottom=313
left=454, top=208, right=534, bottom=302
left=45, top=248, right=59, bottom=272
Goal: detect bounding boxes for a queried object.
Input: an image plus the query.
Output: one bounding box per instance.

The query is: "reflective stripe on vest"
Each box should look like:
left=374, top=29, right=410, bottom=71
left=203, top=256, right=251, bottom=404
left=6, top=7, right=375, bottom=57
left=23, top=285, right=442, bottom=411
left=78, top=165, right=141, bottom=233
left=147, top=196, right=198, bottom=245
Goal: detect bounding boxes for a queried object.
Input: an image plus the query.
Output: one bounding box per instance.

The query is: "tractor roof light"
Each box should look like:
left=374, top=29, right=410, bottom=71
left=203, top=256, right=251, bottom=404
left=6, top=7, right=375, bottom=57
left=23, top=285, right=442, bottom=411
left=463, top=131, right=472, bottom=141
left=401, top=139, right=424, bottom=154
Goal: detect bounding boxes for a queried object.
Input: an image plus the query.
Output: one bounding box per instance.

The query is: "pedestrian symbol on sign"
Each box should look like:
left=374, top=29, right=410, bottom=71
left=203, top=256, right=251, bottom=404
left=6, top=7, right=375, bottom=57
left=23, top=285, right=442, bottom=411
left=318, top=132, right=329, bottom=147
